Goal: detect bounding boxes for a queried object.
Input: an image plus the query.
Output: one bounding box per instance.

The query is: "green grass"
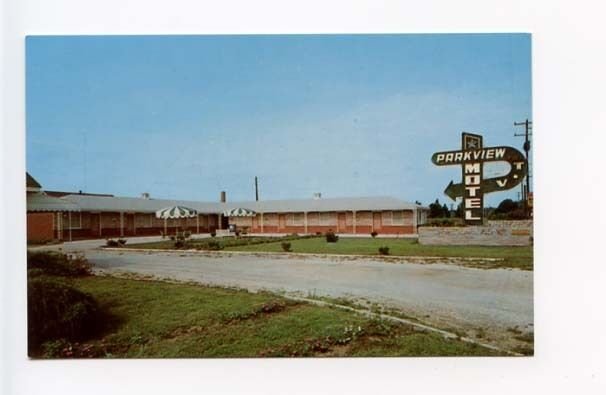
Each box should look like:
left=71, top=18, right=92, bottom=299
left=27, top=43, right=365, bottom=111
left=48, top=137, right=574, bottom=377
left=226, top=237, right=533, bottom=270
left=34, top=276, right=501, bottom=358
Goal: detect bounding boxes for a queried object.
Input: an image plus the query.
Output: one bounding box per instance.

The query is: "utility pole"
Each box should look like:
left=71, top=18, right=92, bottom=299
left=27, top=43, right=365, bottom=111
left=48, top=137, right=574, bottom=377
left=514, top=119, right=532, bottom=217
left=254, top=176, right=259, bottom=201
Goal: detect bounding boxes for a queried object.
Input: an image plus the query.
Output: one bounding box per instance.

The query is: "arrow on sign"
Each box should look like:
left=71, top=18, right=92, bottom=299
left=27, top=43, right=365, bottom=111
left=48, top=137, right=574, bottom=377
left=444, top=180, right=464, bottom=201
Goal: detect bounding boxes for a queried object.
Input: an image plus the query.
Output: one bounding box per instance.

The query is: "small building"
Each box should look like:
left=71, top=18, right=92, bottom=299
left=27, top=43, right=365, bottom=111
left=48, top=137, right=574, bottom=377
left=26, top=173, right=428, bottom=241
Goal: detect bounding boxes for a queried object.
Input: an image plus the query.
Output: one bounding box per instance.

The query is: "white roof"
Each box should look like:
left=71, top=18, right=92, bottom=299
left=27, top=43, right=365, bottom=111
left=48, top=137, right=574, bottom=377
left=27, top=192, right=80, bottom=212
left=56, top=194, right=425, bottom=214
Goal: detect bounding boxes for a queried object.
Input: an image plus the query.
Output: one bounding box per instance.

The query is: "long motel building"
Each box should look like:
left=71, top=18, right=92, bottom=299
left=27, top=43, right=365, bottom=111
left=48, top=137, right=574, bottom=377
left=26, top=173, right=429, bottom=242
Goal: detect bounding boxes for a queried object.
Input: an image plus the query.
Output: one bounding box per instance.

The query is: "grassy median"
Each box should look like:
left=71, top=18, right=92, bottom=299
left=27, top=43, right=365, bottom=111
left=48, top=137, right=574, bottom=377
left=34, top=275, right=501, bottom=358
left=226, top=238, right=533, bottom=270
left=125, top=236, right=532, bottom=270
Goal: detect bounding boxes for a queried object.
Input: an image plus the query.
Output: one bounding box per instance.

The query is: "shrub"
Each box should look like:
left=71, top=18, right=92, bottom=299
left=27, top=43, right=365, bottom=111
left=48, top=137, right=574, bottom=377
left=183, top=231, right=191, bottom=239
left=28, top=276, right=104, bottom=354
left=174, top=240, right=184, bottom=248
left=370, top=231, right=378, bottom=238
left=210, top=231, right=217, bottom=237
left=27, top=251, right=92, bottom=277
left=281, top=242, right=292, bottom=252
left=325, top=231, right=339, bottom=243
left=200, top=240, right=223, bottom=250
left=117, top=238, right=127, bottom=246
left=378, top=246, right=390, bottom=255
left=106, top=239, right=120, bottom=247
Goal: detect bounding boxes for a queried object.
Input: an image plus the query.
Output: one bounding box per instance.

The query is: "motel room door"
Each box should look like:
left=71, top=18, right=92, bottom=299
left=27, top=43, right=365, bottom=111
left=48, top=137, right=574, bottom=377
left=338, top=213, right=346, bottom=232
left=372, top=212, right=381, bottom=231
left=126, top=214, right=135, bottom=235
left=90, top=213, right=101, bottom=236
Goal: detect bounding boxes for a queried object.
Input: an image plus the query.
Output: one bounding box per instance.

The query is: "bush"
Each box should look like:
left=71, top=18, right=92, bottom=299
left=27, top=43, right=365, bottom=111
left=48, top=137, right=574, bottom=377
left=28, top=276, right=104, bottom=354
left=106, top=239, right=120, bottom=247
left=378, top=246, right=390, bottom=255
left=27, top=251, right=92, bottom=277
left=370, top=231, right=378, bottom=238
left=117, top=238, right=127, bottom=246
left=325, top=231, right=339, bottom=243
left=210, top=231, right=217, bottom=237
left=174, top=240, right=184, bottom=248
left=197, top=240, right=223, bottom=250
left=281, top=242, right=292, bottom=252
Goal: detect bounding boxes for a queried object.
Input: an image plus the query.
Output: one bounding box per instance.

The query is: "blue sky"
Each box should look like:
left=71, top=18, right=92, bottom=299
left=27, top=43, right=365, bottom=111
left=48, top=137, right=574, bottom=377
left=26, top=34, right=531, bottom=207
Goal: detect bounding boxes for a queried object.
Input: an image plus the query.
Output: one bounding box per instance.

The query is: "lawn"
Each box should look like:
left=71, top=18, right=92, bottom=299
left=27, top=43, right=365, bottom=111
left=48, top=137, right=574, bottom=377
left=226, top=237, right=533, bottom=270
left=35, top=275, right=501, bottom=358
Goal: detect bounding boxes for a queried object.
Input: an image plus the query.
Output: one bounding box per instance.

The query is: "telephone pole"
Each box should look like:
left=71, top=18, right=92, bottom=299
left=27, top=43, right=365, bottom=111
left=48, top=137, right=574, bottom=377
left=514, top=119, right=532, bottom=216
left=254, top=176, right=259, bottom=201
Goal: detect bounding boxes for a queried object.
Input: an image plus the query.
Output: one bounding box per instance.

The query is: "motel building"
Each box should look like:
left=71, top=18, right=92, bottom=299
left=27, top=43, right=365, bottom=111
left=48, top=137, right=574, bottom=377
left=26, top=173, right=429, bottom=243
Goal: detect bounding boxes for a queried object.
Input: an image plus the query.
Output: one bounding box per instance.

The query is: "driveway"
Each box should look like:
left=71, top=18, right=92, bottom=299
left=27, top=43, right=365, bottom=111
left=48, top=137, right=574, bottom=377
left=35, top=237, right=533, bottom=345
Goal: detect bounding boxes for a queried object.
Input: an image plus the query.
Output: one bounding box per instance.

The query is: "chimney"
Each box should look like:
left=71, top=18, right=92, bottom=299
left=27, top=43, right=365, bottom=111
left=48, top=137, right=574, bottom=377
left=141, top=192, right=150, bottom=199
left=313, top=193, right=322, bottom=200
left=220, top=191, right=226, bottom=203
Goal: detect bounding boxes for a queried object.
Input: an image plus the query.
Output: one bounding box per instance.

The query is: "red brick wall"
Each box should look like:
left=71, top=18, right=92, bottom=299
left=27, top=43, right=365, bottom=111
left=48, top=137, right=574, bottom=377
left=27, top=213, right=54, bottom=243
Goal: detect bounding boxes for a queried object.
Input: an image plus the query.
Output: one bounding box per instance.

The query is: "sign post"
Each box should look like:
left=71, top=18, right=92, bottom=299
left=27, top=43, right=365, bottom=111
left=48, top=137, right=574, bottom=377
left=432, top=132, right=528, bottom=225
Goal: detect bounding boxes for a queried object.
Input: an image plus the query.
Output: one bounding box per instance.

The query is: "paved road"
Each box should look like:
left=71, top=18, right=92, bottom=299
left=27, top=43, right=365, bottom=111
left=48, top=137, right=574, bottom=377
left=37, top=238, right=533, bottom=341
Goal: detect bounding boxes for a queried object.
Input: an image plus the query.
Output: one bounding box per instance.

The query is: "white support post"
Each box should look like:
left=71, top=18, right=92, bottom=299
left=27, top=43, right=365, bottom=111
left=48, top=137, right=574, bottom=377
left=353, top=211, right=357, bottom=234
left=412, top=208, right=418, bottom=233
left=304, top=212, right=308, bottom=234
left=261, top=213, right=264, bottom=233
left=68, top=211, right=72, bottom=241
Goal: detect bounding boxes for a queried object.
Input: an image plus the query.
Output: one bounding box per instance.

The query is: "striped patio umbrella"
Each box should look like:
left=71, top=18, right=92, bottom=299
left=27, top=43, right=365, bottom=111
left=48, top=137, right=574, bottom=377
left=155, top=205, right=198, bottom=219
left=223, top=207, right=257, bottom=217
left=156, top=206, right=198, bottom=236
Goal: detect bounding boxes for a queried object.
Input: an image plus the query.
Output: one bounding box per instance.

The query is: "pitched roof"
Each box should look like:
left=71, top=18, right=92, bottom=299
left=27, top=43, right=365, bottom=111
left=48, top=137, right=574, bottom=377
left=59, top=194, right=425, bottom=214
left=26, top=173, right=41, bottom=190
left=27, top=192, right=80, bottom=212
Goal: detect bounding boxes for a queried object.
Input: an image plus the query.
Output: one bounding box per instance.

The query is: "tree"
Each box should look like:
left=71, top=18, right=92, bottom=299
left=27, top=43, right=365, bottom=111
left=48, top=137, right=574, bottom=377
left=428, top=199, right=444, bottom=218
left=495, top=199, right=519, bottom=214
left=442, top=204, right=450, bottom=218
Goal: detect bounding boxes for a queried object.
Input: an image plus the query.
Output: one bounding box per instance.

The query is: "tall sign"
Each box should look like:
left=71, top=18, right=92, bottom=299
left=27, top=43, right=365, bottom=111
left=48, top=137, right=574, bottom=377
left=431, top=133, right=528, bottom=225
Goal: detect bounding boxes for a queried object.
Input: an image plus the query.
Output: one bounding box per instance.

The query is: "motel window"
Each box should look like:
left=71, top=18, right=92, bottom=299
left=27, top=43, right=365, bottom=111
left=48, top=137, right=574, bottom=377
left=288, top=213, right=304, bottom=226
left=355, top=212, right=371, bottom=225
left=307, top=212, right=319, bottom=225
left=381, top=211, right=392, bottom=226
left=392, top=211, right=404, bottom=225
left=62, top=212, right=82, bottom=229
left=319, top=212, right=335, bottom=226
left=263, top=213, right=277, bottom=225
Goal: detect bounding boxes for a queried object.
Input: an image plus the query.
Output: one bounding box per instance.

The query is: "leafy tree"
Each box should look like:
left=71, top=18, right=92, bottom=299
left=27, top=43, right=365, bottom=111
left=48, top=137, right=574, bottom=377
left=495, top=199, right=519, bottom=214
left=442, top=204, right=450, bottom=218
left=428, top=199, right=444, bottom=218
